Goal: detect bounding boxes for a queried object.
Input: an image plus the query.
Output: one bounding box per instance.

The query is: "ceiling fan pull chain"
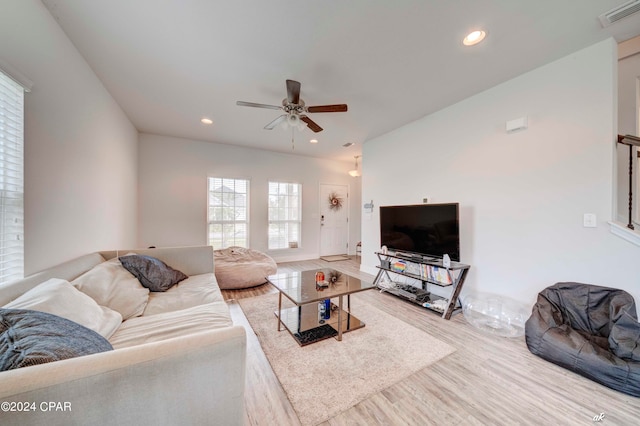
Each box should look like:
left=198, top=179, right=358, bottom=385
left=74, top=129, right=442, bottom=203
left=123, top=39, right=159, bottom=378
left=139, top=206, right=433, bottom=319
left=291, top=127, right=295, bottom=151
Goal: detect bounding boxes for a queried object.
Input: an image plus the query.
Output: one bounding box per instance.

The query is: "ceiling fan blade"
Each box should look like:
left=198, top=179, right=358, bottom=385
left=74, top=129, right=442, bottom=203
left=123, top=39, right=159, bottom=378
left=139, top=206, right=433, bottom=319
left=306, top=104, right=348, bottom=113
left=236, top=101, right=282, bottom=111
left=264, top=114, right=287, bottom=130
left=300, top=115, right=323, bottom=133
left=286, top=80, right=301, bottom=104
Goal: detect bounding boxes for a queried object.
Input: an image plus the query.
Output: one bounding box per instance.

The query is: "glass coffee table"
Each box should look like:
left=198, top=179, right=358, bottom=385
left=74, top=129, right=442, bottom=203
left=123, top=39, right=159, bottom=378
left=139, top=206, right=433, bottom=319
left=267, top=269, right=374, bottom=346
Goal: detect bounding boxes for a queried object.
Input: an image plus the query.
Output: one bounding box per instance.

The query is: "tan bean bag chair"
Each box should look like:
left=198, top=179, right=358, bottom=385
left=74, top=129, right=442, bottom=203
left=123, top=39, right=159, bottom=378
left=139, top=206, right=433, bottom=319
left=214, top=247, right=277, bottom=290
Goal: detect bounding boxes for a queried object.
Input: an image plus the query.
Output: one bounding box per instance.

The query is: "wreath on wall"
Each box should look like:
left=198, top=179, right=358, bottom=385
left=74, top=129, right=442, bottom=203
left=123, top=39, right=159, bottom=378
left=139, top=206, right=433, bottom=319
left=328, top=192, right=343, bottom=210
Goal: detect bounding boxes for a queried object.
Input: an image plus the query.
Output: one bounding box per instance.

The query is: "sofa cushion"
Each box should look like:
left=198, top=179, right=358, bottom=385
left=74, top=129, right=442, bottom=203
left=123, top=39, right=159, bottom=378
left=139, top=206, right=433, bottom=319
left=142, top=272, right=224, bottom=316
left=119, top=254, right=188, bottom=292
left=72, top=257, right=150, bottom=320
left=109, top=302, right=232, bottom=349
left=0, top=308, right=113, bottom=371
left=3, top=278, right=122, bottom=339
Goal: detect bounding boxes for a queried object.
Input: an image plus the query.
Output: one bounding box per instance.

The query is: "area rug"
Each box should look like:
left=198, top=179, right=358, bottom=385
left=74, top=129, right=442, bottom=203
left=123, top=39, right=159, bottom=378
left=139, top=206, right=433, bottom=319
left=238, top=294, right=455, bottom=425
left=319, top=255, right=350, bottom=262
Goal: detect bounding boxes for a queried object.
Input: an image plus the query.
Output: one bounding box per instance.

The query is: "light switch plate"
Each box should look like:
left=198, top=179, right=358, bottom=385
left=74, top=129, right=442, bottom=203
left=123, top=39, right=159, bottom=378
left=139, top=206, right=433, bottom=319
left=583, top=213, right=597, bottom=228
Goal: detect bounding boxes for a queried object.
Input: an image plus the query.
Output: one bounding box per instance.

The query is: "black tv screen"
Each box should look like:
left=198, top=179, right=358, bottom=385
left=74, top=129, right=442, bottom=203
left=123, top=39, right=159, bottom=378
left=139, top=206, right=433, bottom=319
left=380, top=203, right=460, bottom=261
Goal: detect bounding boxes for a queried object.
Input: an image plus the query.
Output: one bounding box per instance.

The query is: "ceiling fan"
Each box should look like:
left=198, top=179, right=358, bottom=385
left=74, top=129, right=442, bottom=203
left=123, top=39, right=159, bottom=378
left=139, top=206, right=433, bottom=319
left=236, top=79, right=347, bottom=133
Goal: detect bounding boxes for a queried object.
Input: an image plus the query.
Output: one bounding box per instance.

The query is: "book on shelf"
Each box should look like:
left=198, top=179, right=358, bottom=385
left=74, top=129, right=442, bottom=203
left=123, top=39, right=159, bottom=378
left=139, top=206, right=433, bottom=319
left=424, top=265, right=452, bottom=285
left=390, top=259, right=407, bottom=273
left=405, top=262, right=421, bottom=276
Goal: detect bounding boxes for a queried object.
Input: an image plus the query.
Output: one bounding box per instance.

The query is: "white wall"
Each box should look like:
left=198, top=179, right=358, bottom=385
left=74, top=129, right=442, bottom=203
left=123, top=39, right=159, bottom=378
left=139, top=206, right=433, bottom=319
left=618, top=52, right=640, bottom=136
left=0, top=0, right=138, bottom=274
left=362, top=39, right=640, bottom=305
left=138, top=133, right=361, bottom=262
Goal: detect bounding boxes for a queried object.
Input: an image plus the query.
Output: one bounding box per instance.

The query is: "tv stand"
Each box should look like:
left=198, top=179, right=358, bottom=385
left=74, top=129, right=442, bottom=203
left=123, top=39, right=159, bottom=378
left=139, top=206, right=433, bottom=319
left=373, top=251, right=470, bottom=319
left=394, top=251, right=424, bottom=261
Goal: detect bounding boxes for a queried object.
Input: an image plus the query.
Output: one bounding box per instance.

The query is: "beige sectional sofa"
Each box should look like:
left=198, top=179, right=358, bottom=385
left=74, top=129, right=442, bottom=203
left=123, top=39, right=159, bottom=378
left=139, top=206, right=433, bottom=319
left=0, top=245, right=246, bottom=426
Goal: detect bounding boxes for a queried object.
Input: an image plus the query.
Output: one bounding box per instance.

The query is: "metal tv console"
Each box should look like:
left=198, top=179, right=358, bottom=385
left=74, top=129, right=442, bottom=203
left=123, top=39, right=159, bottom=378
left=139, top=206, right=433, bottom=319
left=373, top=251, right=470, bottom=320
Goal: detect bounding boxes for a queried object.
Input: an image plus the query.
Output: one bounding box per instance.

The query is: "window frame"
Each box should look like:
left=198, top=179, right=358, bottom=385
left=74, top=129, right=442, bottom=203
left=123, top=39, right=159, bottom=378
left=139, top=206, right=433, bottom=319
left=0, top=69, right=25, bottom=285
left=207, top=176, right=250, bottom=250
left=268, top=180, right=302, bottom=250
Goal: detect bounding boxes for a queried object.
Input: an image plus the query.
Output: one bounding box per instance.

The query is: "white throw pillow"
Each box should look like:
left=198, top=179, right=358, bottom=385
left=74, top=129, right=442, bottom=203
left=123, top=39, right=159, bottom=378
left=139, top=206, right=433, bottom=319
left=72, top=257, right=150, bottom=320
left=3, top=278, right=122, bottom=339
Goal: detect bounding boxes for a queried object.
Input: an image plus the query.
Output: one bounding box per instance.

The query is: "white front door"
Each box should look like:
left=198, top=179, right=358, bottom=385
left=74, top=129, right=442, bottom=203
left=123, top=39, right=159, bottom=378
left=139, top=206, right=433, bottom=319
left=319, top=183, right=349, bottom=256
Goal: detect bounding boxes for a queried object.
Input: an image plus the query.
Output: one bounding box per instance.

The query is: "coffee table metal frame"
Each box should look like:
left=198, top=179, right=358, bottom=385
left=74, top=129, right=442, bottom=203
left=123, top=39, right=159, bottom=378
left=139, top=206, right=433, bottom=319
left=268, top=269, right=374, bottom=345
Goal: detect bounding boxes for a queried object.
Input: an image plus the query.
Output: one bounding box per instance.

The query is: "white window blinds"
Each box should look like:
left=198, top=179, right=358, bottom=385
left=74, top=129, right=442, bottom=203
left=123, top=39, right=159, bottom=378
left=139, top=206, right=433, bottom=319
left=207, top=177, right=249, bottom=249
left=268, top=181, right=301, bottom=250
left=0, top=71, right=24, bottom=285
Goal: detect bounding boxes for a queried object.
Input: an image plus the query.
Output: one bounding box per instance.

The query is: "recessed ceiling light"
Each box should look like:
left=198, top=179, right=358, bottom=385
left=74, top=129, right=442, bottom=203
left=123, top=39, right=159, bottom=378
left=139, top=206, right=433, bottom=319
left=463, top=30, right=486, bottom=46
left=310, top=139, right=318, bottom=144
left=201, top=118, right=213, bottom=125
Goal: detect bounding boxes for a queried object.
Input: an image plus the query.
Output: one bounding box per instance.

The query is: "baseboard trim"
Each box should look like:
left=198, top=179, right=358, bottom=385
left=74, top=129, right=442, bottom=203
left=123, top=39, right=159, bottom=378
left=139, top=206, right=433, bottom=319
left=271, top=253, right=320, bottom=263
left=360, top=264, right=378, bottom=276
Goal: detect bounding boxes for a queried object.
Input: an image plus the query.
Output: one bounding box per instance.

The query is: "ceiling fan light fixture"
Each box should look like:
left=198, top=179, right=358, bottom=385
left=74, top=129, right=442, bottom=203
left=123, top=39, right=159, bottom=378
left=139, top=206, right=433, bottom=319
left=237, top=80, right=347, bottom=138
left=285, top=113, right=305, bottom=131
left=287, top=113, right=300, bottom=126
left=463, top=30, right=486, bottom=46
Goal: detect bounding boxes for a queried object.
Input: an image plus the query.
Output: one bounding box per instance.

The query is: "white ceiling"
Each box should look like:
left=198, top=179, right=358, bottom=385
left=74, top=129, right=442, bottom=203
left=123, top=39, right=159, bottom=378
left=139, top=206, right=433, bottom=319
left=41, top=0, right=640, bottom=161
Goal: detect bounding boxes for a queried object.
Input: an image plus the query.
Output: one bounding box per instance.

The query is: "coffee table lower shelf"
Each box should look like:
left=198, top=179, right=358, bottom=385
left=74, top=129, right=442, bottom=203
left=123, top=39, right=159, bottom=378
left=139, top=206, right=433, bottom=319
left=275, top=303, right=365, bottom=346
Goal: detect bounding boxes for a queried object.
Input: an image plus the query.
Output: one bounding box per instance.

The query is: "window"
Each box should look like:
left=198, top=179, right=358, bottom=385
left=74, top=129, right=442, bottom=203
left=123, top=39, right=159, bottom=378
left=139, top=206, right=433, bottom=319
left=207, top=177, right=249, bottom=249
left=0, top=71, right=24, bottom=285
left=268, top=181, right=301, bottom=249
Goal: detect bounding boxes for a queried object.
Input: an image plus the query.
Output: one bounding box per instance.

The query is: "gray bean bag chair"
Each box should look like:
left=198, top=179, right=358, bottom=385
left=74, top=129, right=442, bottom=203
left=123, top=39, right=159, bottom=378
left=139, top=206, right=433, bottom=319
left=214, top=247, right=277, bottom=290
left=525, top=282, right=640, bottom=396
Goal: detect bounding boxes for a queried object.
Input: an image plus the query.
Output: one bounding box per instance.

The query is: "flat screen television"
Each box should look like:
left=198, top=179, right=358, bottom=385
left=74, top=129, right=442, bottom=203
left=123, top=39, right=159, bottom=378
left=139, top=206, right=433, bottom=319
left=380, top=203, right=460, bottom=261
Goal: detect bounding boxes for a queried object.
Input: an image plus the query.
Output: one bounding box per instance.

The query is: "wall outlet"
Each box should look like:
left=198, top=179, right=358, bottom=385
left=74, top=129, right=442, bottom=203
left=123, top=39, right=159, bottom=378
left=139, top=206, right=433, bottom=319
left=583, top=213, right=597, bottom=228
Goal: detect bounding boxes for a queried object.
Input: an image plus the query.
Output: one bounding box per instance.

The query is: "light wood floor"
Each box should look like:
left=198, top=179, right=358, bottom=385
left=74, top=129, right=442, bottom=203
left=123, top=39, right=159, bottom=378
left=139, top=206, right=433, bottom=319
left=222, top=257, right=640, bottom=425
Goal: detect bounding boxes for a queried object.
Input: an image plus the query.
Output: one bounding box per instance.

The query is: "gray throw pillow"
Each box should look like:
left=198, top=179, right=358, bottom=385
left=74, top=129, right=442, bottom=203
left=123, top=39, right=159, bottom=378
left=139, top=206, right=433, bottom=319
left=119, top=254, right=188, bottom=292
left=0, top=308, right=113, bottom=371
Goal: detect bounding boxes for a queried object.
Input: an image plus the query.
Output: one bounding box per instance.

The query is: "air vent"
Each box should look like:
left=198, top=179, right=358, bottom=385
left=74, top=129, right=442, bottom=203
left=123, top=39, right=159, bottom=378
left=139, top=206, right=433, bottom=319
left=599, top=0, right=640, bottom=27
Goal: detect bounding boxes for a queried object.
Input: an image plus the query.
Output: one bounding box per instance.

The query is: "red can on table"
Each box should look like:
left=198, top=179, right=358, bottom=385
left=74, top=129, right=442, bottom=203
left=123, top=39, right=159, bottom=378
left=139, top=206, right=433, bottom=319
left=315, top=271, right=325, bottom=283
